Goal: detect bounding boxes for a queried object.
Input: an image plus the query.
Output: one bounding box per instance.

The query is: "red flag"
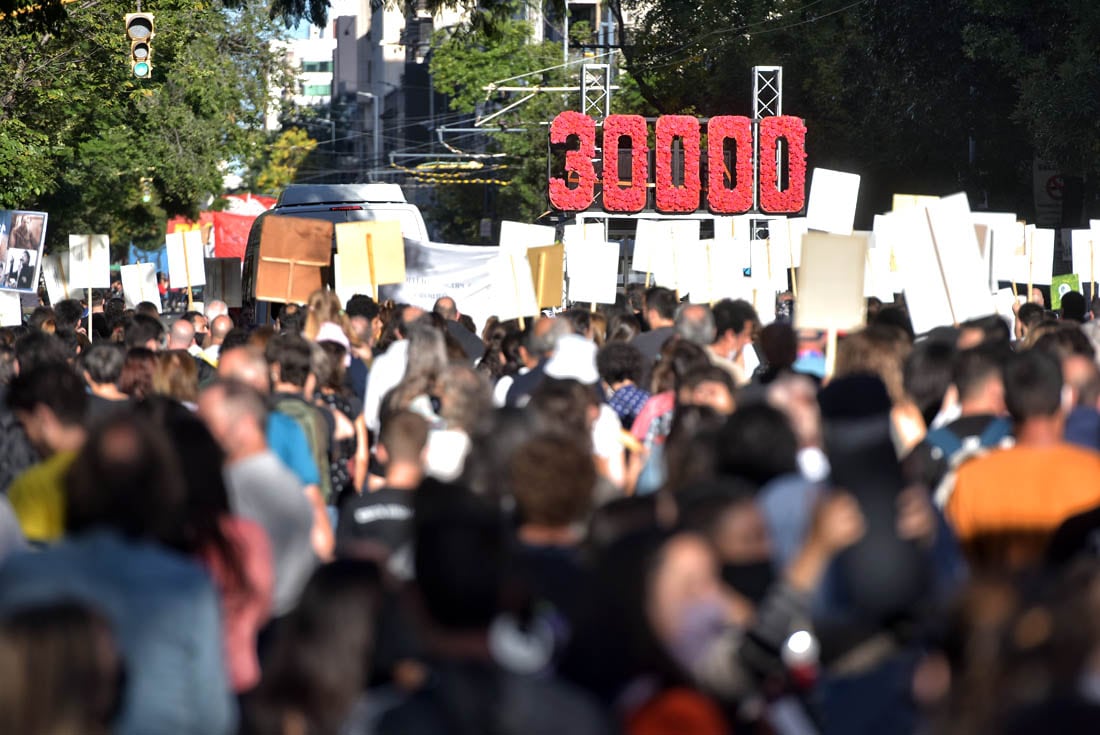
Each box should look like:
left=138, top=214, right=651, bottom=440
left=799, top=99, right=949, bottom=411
left=212, top=211, right=255, bottom=259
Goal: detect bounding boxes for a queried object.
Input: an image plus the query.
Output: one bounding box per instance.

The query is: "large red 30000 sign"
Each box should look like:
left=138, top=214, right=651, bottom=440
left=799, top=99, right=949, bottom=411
left=548, top=112, right=807, bottom=215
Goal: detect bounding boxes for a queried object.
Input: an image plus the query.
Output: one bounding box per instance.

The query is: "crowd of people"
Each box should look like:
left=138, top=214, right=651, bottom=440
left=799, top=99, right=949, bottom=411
left=3, top=281, right=1100, bottom=734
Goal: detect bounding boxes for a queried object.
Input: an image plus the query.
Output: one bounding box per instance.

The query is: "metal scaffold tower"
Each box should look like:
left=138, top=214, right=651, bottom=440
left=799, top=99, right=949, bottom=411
left=581, top=63, right=613, bottom=119
left=752, top=66, right=783, bottom=239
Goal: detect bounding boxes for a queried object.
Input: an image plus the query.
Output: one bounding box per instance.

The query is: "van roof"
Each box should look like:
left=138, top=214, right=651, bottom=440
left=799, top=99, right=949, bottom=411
left=276, top=184, right=407, bottom=207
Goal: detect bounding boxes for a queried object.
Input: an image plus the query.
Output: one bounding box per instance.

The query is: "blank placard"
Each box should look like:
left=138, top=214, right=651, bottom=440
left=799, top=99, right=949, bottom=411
left=806, top=169, right=861, bottom=235
left=794, top=232, right=868, bottom=331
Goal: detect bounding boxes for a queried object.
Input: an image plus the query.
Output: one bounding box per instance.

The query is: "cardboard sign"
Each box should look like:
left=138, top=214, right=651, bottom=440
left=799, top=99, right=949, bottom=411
left=68, top=234, right=111, bottom=290
left=806, top=168, right=861, bottom=235
left=794, top=232, right=868, bottom=331
left=255, top=216, right=332, bottom=304
left=972, top=212, right=1022, bottom=283
left=334, top=221, right=406, bottom=299
left=203, top=258, right=243, bottom=308
left=0, top=290, right=21, bottom=327
left=120, top=263, right=162, bottom=312
left=166, top=230, right=206, bottom=289
left=924, top=193, right=996, bottom=324
left=41, top=254, right=70, bottom=305
left=1051, top=274, right=1081, bottom=311
left=526, top=243, right=565, bottom=309
left=566, top=240, right=619, bottom=305
left=499, top=221, right=556, bottom=254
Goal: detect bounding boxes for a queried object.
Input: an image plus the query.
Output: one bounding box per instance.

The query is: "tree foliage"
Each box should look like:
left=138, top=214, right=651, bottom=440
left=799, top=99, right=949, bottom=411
left=254, top=127, right=319, bottom=194
left=0, top=0, right=293, bottom=256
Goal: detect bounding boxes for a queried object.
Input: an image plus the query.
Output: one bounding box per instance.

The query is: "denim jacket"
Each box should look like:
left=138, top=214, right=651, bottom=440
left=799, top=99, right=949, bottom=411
left=0, top=529, right=236, bottom=735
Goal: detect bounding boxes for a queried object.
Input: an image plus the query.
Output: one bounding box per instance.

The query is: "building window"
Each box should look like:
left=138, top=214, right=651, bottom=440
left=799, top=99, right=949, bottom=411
left=301, top=60, right=333, bottom=73
left=302, top=84, right=332, bottom=96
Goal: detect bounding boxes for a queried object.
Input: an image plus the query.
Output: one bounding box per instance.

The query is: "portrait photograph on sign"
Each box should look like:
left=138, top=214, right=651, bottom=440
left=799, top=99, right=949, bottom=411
left=0, top=211, right=48, bottom=294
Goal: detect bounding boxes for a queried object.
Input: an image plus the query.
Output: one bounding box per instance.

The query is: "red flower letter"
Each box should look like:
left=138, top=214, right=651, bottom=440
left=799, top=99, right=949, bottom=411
left=655, top=115, right=701, bottom=213
left=548, top=111, right=597, bottom=212
left=758, top=115, right=807, bottom=214
left=602, top=114, right=649, bottom=213
left=705, top=115, right=753, bottom=214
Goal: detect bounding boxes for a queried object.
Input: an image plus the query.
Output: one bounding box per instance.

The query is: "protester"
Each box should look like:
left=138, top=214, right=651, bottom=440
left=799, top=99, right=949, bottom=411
left=434, top=295, right=485, bottom=363
left=198, top=379, right=326, bottom=616
left=80, top=343, right=131, bottom=420
left=0, top=413, right=236, bottom=735
left=6, top=364, right=87, bottom=544
left=204, top=314, right=234, bottom=365
left=631, top=286, right=678, bottom=367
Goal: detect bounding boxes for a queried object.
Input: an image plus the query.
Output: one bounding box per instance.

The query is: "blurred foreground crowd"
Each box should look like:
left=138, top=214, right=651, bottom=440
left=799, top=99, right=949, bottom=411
left=3, top=285, right=1100, bottom=734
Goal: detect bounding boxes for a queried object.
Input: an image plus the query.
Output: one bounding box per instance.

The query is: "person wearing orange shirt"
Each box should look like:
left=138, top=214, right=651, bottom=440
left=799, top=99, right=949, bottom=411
left=946, top=349, right=1100, bottom=569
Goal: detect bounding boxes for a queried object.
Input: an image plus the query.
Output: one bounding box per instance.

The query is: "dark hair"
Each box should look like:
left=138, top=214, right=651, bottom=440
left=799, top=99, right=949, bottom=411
left=476, top=322, right=510, bottom=382
left=265, top=333, right=313, bottom=387
left=563, top=308, right=592, bottom=337
left=28, top=306, right=56, bottom=333
left=607, top=312, right=642, bottom=343
left=459, top=407, right=544, bottom=502
left=509, top=434, right=596, bottom=528
left=960, top=314, right=1012, bottom=348
left=221, top=328, right=251, bottom=352
left=663, top=405, right=724, bottom=493
left=904, top=338, right=957, bottom=427
left=117, top=348, right=157, bottom=400
left=104, top=298, right=125, bottom=324
left=679, top=365, right=735, bottom=395
left=123, top=314, right=165, bottom=350
left=414, top=481, right=506, bottom=630
left=136, top=399, right=248, bottom=592
left=1004, top=349, right=1063, bottom=422
left=80, top=343, right=126, bottom=385
left=52, top=299, right=85, bottom=333
left=1032, top=326, right=1096, bottom=361
left=457, top=314, right=477, bottom=336
left=0, top=345, right=14, bottom=386
left=644, top=287, right=677, bottom=321
left=713, top=298, right=758, bottom=338
left=597, top=341, right=644, bottom=385
left=65, top=413, right=188, bottom=547
left=0, top=602, right=122, bottom=735
left=650, top=339, right=709, bottom=394
left=1062, top=292, right=1087, bottom=322
left=7, top=363, right=87, bottom=425
left=871, top=305, right=915, bottom=341
left=13, top=331, right=69, bottom=373
left=529, top=378, right=598, bottom=447
left=953, top=344, right=1009, bottom=403
left=716, top=403, right=799, bottom=488
left=345, top=294, right=380, bottom=322
left=625, top=283, right=646, bottom=313
left=1017, top=303, right=1045, bottom=331
left=277, top=305, right=305, bottom=336
left=244, top=560, right=380, bottom=735
left=759, top=322, right=797, bottom=370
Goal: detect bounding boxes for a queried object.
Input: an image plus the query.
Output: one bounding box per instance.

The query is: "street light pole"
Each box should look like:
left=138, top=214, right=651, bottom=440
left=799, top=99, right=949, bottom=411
left=356, top=91, right=380, bottom=179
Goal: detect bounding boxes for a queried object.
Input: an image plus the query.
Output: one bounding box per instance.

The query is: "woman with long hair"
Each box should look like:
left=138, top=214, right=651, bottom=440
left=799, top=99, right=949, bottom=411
left=313, top=340, right=369, bottom=496
left=384, top=321, right=447, bottom=422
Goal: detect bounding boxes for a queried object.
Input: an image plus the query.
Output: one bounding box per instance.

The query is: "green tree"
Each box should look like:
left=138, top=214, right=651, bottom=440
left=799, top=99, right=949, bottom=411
left=254, top=127, right=319, bottom=195
left=0, top=0, right=293, bottom=257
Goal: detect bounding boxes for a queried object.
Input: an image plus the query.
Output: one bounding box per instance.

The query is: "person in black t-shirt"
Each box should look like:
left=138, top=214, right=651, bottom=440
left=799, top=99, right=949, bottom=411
left=337, top=410, right=429, bottom=558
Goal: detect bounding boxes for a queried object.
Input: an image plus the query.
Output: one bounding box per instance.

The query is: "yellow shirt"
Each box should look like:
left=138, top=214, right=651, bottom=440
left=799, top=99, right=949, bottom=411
left=8, top=451, right=77, bottom=543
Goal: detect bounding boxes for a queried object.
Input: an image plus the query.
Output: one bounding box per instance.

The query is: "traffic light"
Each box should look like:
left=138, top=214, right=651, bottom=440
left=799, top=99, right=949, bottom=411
left=125, top=13, right=155, bottom=78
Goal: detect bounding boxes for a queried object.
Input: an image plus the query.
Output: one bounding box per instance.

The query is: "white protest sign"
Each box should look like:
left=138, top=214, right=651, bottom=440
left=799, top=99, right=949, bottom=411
left=566, top=240, right=619, bottom=305
left=806, top=168, right=861, bottom=235
left=1018, top=226, right=1054, bottom=286
left=120, top=262, right=162, bottom=312
left=489, top=251, right=539, bottom=321
left=333, top=253, right=371, bottom=309
left=713, top=215, right=754, bottom=245
left=794, top=232, right=868, bottom=331
left=889, top=207, right=955, bottom=335
left=499, top=221, right=556, bottom=255
left=0, top=291, right=21, bottom=326
left=1072, top=230, right=1097, bottom=287
left=971, top=213, right=1023, bottom=284
left=166, top=231, right=207, bottom=289
left=864, top=242, right=894, bottom=302
left=67, top=234, right=111, bottom=289
left=40, top=254, right=70, bottom=305
left=924, top=193, right=997, bottom=323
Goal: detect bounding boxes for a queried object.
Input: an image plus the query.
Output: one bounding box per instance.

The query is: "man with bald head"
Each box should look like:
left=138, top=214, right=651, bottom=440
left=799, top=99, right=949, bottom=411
left=168, top=317, right=215, bottom=384
left=203, top=314, right=234, bottom=366
left=434, top=295, right=484, bottom=364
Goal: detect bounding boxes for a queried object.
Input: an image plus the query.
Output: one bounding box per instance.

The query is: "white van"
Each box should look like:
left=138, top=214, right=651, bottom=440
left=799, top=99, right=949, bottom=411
left=242, top=183, right=429, bottom=323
